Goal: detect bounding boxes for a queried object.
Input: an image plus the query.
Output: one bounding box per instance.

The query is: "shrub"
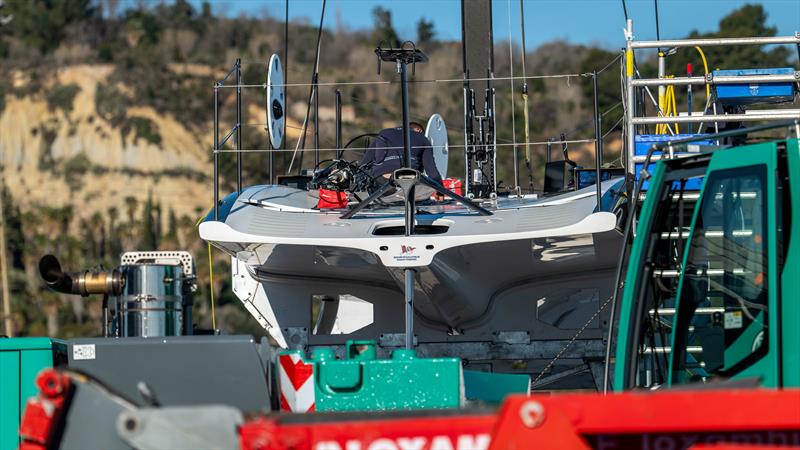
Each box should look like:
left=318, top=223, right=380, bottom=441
left=46, top=83, right=80, bottom=114
left=95, top=82, right=127, bottom=126
left=130, top=116, right=162, bottom=146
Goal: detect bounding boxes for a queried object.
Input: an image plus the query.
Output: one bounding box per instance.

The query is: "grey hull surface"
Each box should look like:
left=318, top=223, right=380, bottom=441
left=200, top=179, right=624, bottom=386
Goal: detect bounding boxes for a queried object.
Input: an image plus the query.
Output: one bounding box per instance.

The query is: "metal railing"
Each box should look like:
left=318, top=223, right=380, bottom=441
left=623, top=19, right=800, bottom=175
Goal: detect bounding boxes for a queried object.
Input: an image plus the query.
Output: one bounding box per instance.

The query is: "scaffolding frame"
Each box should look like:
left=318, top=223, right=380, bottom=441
left=623, top=20, right=800, bottom=175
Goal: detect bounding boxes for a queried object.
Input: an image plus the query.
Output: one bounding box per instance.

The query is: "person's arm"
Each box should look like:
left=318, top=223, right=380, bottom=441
left=421, top=146, right=442, bottom=183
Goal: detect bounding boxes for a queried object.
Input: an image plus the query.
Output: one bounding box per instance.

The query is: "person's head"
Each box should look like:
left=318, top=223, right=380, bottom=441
left=409, top=122, right=425, bottom=134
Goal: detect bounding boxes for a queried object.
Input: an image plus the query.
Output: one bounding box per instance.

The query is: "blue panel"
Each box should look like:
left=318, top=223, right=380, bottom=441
left=634, top=134, right=714, bottom=191
left=635, top=134, right=715, bottom=156
left=714, top=68, right=796, bottom=106
left=635, top=161, right=704, bottom=191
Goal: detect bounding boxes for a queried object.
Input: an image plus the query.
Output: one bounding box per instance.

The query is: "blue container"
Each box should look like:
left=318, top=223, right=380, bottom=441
left=713, top=68, right=796, bottom=106
left=634, top=134, right=715, bottom=191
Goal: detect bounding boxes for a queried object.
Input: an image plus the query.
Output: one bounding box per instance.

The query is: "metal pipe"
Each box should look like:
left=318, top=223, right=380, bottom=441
left=399, top=61, right=412, bottom=168
left=218, top=125, right=238, bottom=148
left=592, top=71, right=602, bottom=211
left=282, top=0, right=288, bottom=180
left=213, top=84, right=219, bottom=221
left=632, top=73, right=800, bottom=87
left=314, top=74, right=320, bottom=168
left=632, top=112, right=800, bottom=125
left=630, top=34, right=800, bottom=49
left=657, top=51, right=665, bottom=127
left=236, top=58, right=242, bottom=194
left=335, top=89, right=342, bottom=158
left=625, top=20, right=635, bottom=178
left=404, top=268, right=415, bottom=349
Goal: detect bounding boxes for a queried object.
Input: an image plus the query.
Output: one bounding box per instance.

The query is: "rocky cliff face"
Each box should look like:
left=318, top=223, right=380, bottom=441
left=0, top=65, right=213, bottom=229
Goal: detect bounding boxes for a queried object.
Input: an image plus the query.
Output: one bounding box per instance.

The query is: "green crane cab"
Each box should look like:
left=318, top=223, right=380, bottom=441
left=614, top=132, right=800, bottom=391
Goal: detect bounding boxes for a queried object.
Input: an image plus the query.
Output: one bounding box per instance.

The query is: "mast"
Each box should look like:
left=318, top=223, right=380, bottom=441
left=461, top=0, right=496, bottom=199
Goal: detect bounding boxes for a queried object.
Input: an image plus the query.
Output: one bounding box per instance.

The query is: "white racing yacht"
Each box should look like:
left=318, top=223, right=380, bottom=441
left=200, top=0, right=626, bottom=389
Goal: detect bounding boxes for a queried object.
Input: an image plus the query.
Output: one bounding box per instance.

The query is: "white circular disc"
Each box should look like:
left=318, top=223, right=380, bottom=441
left=266, top=54, right=285, bottom=149
left=425, top=113, right=448, bottom=179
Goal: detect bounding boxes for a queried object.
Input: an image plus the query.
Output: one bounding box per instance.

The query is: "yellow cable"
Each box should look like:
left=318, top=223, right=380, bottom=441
left=694, top=46, right=711, bottom=100
left=207, top=242, right=216, bottom=330
left=670, top=85, right=679, bottom=134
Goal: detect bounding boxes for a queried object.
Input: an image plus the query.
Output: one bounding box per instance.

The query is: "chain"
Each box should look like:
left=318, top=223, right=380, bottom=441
left=530, top=294, right=615, bottom=389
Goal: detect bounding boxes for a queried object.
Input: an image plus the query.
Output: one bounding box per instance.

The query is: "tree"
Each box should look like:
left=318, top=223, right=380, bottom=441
left=4, top=0, right=94, bottom=54
left=416, top=18, right=435, bottom=47
left=371, top=6, right=398, bottom=47
left=666, top=4, right=790, bottom=77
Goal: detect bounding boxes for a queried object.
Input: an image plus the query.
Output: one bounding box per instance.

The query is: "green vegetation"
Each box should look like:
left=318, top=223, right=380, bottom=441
left=45, top=83, right=80, bottom=115
left=95, top=82, right=127, bottom=126
left=128, top=116, right=162, bottom=146
left=62, top=153, right=90, bottom=192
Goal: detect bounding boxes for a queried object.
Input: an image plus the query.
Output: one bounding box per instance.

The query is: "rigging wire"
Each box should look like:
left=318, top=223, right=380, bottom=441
left=654, top=0, right=661, bottom=52
left=289, top=0, right=327, bottom=174
left=213, top=139, right=598, bottom=154
left=216, top=72, right=591, bottom=89
left=519, top=0, right=533, bottom=191
left=621, top=0, right=629, bottom=21
left=507, top=0, right=518, bottom=190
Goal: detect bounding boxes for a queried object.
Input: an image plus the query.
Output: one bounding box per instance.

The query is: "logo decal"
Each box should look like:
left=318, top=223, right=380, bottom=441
left=401, top=245, right=416, bottom=254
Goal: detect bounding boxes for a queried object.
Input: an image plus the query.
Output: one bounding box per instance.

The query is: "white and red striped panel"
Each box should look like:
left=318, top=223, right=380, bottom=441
left=278, top=353, right=315, bottom=413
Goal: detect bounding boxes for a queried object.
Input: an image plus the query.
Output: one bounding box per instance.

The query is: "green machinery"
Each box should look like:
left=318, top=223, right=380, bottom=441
left=278, top=340, right=463, bottom=412
left=0, top=338, right=62, bottom=449
left=614, top=133, right=800, bottom=391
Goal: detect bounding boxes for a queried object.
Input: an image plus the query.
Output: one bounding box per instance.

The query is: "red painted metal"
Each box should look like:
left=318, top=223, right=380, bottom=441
left=488, top=390, right=800, bottom=450
left=240, top=413, right=496, bottom=450
left=18, top=369, right=72, bottom=450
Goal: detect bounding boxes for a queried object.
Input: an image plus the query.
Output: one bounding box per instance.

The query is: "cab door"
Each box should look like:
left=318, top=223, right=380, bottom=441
left=668, top=142, right=781, bottom=387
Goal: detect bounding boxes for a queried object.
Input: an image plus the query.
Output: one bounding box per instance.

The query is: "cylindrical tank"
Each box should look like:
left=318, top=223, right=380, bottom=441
left=115, top=263, right=185, bottom=337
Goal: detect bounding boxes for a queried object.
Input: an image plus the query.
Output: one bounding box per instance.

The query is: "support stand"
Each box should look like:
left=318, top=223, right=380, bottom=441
left=342, top=45, right=493, bottom=348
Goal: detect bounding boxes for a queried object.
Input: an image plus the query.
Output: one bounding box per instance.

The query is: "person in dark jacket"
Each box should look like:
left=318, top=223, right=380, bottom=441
left=359, top=122, right=442, bottom=184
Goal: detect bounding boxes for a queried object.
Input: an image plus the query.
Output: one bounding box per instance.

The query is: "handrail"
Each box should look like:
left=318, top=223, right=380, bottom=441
left=630, top=34, right=800, bottom=49
left=632, top=72, right=800, bottom=87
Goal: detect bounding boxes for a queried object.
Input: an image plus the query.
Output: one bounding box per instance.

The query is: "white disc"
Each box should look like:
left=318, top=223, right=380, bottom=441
left=425, top=113, right=448, bottom=179
left=266, top=54, right=285, bottom=149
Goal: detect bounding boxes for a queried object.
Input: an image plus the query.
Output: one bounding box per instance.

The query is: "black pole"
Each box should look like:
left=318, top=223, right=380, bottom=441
left=236, top=58, right=242, bottom=193
left=404, top=268, right=414, bottom=349
left=314, top=75, right=320, bottom=168
left=399, top=62, right=412, bottom=168
left=213, top=84, right=219, bottom=221
left=282, top=0, right=288, bottom=179
left=335, top=89, right=342, bottom=157
left=592, top=71, right=602, bottom=210
left=296, top=0, right=327, bottom=174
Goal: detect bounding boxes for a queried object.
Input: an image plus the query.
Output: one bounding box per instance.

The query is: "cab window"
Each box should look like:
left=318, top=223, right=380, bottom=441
left=672, top=166, right=768, bottom=384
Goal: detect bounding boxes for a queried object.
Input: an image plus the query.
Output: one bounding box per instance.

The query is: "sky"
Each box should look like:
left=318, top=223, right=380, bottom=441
left=190, top=0, right=800, bottom=50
